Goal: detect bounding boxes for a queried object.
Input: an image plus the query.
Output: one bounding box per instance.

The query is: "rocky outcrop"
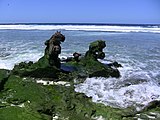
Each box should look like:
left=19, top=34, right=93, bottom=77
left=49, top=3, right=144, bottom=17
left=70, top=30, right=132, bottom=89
left=64, top=40, right=121, bottom=78
left=84, top=40, right=106, bottom=60
left=44, top=31, right=65, bottom=68
left=12, top=33, right=121, bottom=79
left=12, top=31, right=65, bottom=78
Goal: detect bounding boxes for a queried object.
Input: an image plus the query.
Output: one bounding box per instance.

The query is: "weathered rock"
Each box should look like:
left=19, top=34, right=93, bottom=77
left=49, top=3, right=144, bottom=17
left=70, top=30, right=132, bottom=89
left=44, top=31, right=65, bottom=68
left=12, top=31, right=65, bottom=78
left=85, top=40, right=106, bottom=60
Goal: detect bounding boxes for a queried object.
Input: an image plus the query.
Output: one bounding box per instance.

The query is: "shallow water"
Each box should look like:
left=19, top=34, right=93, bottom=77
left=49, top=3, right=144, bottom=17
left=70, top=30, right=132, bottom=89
left=0, top=24, right=160, bottom=109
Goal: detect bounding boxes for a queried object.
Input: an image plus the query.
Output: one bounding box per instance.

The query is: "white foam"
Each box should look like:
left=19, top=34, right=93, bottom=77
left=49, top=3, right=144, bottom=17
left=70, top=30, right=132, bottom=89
left=75, top=77, right=160, bottom=110
left=92, top=116, right=105, bottom=120
left=0, top=52, right=43, bottom=70
left=52, top=115, right=59, bottom=120
left=10, top=103, right=25, bottom=108
left=36, top=80, right=70, bottom=86
left=0, top=25, right=160, bottom=33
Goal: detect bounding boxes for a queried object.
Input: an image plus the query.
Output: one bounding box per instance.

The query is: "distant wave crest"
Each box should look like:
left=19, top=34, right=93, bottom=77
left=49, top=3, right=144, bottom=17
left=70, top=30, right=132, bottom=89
left=0, top=25, right=160, bottom=33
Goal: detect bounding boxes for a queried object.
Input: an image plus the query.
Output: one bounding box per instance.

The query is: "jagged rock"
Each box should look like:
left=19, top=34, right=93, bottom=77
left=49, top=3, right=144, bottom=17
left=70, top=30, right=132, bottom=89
left=107, top=61, right=122, bottom=68
left=84, top=40, right=121, bottom=78
left=61, top=52, right=82, bottom=63
left=85, top=40, right=106, bottom=60
left=44, top=31, right=65, bottom=68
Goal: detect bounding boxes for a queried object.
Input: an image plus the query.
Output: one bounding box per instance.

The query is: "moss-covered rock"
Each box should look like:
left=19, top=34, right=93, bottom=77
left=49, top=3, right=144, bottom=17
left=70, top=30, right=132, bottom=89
left=0, top=69, right=10, bottom=80
left=0, top=75, right=55, bottom=119
left=0, top=69, right=10, bottom=91
left=63, top=40, right=121, bottom=78
left=44, top=31, right=65, bottom=68
left=0, top=74, right=139, bottom=120
left=85, top=40, right=106, bottom=60
left=0, top=106, right=50, bottom=120
left=11, top=31, right=66, bottom=78
left=11, top=59, right=61, bottom=79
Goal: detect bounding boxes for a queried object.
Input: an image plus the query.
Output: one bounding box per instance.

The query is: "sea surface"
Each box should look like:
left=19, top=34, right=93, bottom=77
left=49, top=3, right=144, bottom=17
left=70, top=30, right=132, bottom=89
left=0, top=23, right=160, bottom=110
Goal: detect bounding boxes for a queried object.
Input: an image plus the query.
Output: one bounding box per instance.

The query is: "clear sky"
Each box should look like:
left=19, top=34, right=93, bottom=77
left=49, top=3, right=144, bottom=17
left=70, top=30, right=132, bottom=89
left=0, top=0, right=160, bottom=24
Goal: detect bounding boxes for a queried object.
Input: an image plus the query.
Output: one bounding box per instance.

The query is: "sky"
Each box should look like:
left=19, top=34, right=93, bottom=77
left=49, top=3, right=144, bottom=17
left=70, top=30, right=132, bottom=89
left=0, top=0, right=160, bottom=24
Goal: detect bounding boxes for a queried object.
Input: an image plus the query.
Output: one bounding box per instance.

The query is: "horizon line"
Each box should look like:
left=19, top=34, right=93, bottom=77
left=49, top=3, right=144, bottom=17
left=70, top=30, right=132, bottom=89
left=0, top=22, right=160, bottom=25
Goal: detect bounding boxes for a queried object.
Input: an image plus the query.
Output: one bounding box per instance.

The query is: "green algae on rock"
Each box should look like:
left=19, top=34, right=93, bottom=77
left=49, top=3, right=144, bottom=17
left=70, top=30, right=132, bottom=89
left=64, top=40, right=121, bottom=78
left=0, top=69, right=10, bottom=91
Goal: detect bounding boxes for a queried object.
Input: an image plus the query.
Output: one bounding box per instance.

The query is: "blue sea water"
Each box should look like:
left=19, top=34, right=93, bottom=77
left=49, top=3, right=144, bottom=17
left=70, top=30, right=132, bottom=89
left=0, top=23, right=160, bottom=109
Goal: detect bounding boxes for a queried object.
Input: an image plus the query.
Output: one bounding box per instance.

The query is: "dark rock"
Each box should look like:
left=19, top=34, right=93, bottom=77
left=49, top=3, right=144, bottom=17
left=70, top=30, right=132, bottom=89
left=73, top=52, right=81, bottom=62
left=143, top=100, right=160, bottom=111
left=12, top=61, right=60, bottom=78
left=82, top=40, right=120, bottom=78
left=44, top=31, right=65, bottom=68
left=85, top=40, right=106, bottom=60
left=61, top=52, right=81, bottom=63
left=107, top=61, right=122, bottom=68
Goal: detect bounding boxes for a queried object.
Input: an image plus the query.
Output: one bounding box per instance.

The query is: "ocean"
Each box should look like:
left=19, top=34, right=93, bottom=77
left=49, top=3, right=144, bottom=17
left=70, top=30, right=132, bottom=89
left=0, top=23, right=160, bottom=110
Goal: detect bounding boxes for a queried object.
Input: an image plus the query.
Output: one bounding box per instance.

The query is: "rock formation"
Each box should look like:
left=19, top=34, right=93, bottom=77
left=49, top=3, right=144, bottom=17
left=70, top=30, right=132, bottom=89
left=64, top=40, right=121, bottom=78
left=85, top=40, right=106, bottom=60
left=12, top=32, right=66, bottom=78
left=44, top=31, right=65, bottom=68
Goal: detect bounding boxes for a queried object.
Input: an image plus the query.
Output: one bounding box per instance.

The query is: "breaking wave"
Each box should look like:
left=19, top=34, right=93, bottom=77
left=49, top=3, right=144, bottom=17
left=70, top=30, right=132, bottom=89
left=0, top=52, right=43, bottom=70
left=0, top=24, right=160, bottom=33
left=75, top=64, right=160, bottom=110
